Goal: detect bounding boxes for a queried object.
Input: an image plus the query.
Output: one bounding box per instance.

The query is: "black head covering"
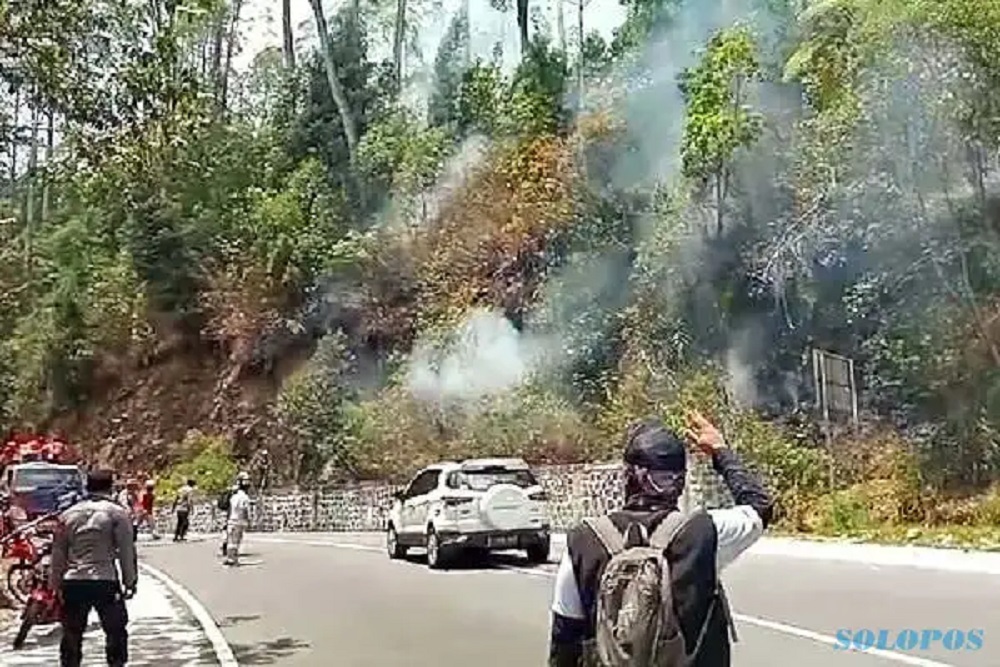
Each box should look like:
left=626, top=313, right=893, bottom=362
left=623, top=419, right=687, bottom=472
left=621, top=418, right=688, bottom=510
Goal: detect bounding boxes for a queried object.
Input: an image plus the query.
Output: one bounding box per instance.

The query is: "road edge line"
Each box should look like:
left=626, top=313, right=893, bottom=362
left=139, top=562, right=239, bottom=667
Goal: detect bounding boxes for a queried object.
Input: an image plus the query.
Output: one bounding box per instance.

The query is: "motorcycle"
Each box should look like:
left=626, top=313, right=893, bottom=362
left=0, top=510, right=59, bottom=604
left=4, top=488, right=82, bottom=648
left=2, top=529, right=43, bottom=604
left=11, top=538, right=60, bottom=650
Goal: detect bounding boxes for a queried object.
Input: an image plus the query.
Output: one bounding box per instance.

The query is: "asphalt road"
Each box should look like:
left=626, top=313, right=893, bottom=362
left=139, top=533, right=998, bottom=666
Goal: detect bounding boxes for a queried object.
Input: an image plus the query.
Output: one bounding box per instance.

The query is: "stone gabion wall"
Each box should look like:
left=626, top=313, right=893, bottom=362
left=155, top=459, right=732, bottom=535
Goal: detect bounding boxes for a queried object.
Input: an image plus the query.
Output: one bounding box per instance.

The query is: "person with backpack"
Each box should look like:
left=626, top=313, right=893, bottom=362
left=548, top=411, right=774, bottom=667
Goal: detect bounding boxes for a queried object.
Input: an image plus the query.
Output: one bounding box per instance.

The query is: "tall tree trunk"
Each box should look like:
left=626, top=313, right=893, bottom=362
left=9, top=85, right=19, bottom=187
left=517, top=0, right=529, bottom=54
left=556, top=0, right=566, bottom=52
left=25, top=96, right=39, bottom=274
left=282, top=0, right=296, bottom=69
left=219, top=0, right=245, bottom=114
left=308, top=0, right=359, bottom=163
left=211, top=8, right=226, bottom=106
left=576, top=0, right=584, bottom=114
left=393, top=0, right=407, bottom=91
left=41, top=110, right=54, bottom=221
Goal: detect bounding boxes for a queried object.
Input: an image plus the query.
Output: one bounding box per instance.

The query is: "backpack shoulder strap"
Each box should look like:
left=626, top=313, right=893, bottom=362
left=647, top=510, right=694, bottom=550
left=582, top=516, right=626, bottom=556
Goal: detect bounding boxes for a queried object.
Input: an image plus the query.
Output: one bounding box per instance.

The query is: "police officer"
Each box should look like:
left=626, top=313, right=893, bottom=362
left=548, top=412, right=774, bottom=666
left=50, top=469, right=137, bottom=667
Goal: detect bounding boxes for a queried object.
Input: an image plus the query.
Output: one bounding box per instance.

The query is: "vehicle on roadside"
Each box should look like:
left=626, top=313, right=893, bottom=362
left=386, top=458, right=551, bottom=569
left=9, top=531, right=59, bottom=650
left=5, top=462, right=85, bottom=525
left=1, top=434, right=84, bottom=527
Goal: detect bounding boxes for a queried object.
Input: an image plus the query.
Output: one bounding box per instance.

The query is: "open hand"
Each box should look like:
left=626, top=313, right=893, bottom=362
left=682, top=410, right=726, bottom=455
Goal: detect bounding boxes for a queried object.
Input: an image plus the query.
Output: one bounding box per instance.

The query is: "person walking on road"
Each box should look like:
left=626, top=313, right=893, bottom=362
left=50, top=469, right=138, bottom=667
left=172, top=478, right=196, bottom=542
left=223, top=472, right=251, bottom=566
left=547, top=411, right=774, bottom=667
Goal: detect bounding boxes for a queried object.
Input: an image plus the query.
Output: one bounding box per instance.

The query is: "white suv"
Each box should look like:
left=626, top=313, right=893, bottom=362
left=386, top=458, right=552, bottom=569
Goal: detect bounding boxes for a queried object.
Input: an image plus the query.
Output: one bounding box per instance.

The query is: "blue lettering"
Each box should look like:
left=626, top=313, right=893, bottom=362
left=834, top=630, right=852, bottom=650
left=897, top=630, right=919, bottom=651
left=943, top=630, right=964, bottom=650
left=875, top=630, right=891, bottom=649
left=966, top=629, right=984, bottom=651
left=854, top=629, right=876, bottom=650
left=920, top=629, right=942, bottom=649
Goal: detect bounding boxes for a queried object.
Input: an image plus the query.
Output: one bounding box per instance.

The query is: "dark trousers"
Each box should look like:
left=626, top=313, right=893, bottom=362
left=174, top=510, right=190, bottom=541
left=60, top=580, right=129, bottom=667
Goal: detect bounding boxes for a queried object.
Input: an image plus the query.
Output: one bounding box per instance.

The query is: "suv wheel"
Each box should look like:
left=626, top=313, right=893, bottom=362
left=426, top=528, right=449, bottom=570
left=526, top=538, right=550, bottom=564
left=387, top=524, right=407, bottom=559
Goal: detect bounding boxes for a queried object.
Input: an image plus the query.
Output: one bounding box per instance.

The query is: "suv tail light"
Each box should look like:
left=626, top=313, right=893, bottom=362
left=528, top=491, right=548, bottom=501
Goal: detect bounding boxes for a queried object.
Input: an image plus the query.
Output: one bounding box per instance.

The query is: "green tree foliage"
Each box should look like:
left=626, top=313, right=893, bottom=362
left=4, top=0, right=1000, bottom=533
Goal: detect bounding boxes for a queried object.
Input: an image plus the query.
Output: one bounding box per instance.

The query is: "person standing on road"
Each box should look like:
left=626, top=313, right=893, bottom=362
left=50, top=469, right=138, bottom=667
left=115, top=479, right=139, bottom=542
left=224, top=472, right=251, bottom=566
left=547, top=411, right=774, bottom=667
left=136, top=479, right=160, bottom=540
left=172, top=479, right=196, bottom=542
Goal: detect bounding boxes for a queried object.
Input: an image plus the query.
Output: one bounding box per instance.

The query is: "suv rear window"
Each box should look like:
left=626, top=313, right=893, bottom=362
left=452, top=467, right=537, bottom=491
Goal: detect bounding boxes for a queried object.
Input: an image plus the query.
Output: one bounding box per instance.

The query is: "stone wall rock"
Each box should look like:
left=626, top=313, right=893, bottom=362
left=154, top=458, right=733, bottom=536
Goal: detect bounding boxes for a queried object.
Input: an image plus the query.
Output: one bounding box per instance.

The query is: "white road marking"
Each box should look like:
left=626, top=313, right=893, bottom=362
left=250, top=535, right=961, bottom=667
left=139, top=562, right=240, bottom=667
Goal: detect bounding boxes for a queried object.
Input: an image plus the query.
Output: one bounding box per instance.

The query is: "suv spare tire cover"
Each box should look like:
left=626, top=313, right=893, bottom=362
left=479, top=484, right=530, bottom=532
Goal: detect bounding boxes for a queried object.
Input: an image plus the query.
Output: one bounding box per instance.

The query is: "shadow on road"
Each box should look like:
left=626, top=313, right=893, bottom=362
left=218, top=614, right=261, bottom=628
left=401, top=550, right=554, bottom=571
left=230, top=636, right=310, bottom=665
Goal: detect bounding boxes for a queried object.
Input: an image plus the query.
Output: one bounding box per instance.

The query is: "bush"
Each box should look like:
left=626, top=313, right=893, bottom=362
left=273, top=331, right=356, bottom=483
left=341, top=378, right=597, bottom=480
left=159, top=431, right=239, bottom=500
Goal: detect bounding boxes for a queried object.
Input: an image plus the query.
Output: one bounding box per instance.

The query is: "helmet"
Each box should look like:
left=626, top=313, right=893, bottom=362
left=237, top=471, right=250, bottom=483
left=144, top=479, right=155, bottom=488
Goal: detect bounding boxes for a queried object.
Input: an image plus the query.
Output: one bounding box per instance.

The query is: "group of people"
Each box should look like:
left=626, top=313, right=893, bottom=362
left=111, top=478, right=159, bottom=541
left=45, top=469, right=253, bottom=666
left=42, top=410, right=768, bottom=667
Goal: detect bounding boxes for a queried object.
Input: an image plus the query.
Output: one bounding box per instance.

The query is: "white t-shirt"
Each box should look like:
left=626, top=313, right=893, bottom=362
left=551, top=505, right=764, bottom=619
left=227, top=489, right=251, bottom=526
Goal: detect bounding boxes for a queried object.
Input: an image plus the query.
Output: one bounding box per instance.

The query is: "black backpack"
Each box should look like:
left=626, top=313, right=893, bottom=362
left=217, top=489, right=233, bottom=512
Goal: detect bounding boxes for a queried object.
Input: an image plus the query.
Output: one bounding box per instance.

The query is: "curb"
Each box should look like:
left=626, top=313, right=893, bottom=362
left=139, top=562, right=239, bottom=666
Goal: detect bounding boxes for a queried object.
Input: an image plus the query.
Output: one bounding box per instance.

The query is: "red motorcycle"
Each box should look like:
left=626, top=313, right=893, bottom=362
left=1, top=514, right=55, bottom=604
left=11, top=537, right=60, bottom=650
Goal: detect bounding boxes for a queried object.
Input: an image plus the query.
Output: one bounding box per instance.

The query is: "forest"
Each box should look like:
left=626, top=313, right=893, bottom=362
left=3, top=0, right=1000, bottom=543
